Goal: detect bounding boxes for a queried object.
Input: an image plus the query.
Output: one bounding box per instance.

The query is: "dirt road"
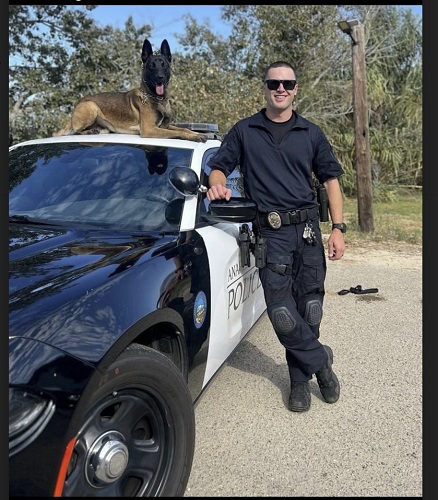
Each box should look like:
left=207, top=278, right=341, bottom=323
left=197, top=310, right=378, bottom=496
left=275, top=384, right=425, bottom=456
left=185, top=241, right=422, bottom=497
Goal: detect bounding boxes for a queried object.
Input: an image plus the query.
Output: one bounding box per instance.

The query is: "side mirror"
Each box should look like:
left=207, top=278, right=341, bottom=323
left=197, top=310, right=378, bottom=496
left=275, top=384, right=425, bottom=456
left=209, top=197, right=258, bottom=222
left=169, top=167, right=207, bottom=196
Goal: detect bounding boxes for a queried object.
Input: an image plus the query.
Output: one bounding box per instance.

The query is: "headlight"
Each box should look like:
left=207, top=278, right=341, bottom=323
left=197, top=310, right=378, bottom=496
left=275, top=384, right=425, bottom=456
left=9, top=388, right=55, bottom=456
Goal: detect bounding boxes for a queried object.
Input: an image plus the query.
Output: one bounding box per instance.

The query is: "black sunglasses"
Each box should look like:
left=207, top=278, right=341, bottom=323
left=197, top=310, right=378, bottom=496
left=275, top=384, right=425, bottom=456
left=265, top=79, right=297, bottom=91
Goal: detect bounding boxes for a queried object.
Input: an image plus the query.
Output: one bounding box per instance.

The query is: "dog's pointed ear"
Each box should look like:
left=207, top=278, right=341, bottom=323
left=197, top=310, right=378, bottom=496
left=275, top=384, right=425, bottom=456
left=141, top=39, right=153, bottom=64
left=160, top=39, right=171, bottom=64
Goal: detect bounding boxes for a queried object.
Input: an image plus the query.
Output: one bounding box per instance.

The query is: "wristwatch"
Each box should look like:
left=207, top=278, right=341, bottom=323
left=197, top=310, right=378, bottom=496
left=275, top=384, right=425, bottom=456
left=332, top=223, right=347, bottom=233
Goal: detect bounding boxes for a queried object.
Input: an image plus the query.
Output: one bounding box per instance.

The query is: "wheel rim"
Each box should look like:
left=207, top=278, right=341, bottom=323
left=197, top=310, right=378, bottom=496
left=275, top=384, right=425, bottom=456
left=63, top=387, right=175, bottom=496
left=86, top=430, right=129, bottom=484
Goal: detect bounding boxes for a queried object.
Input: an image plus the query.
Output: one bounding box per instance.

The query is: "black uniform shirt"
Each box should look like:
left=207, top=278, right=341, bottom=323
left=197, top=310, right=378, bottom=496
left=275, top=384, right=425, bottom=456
left=208, top=109, right=344, bottom=213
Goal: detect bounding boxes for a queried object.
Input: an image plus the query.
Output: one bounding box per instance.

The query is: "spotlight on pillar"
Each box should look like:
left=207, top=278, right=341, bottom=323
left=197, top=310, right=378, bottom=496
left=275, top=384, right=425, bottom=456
left=337, top=19, right=359, bottom=45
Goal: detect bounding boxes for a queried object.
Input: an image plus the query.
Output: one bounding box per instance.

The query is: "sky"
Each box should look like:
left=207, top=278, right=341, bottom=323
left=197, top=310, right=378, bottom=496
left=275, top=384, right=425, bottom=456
left=87, top=4, right=423, bottom=53
left=88, top=5, right=233, bottom=53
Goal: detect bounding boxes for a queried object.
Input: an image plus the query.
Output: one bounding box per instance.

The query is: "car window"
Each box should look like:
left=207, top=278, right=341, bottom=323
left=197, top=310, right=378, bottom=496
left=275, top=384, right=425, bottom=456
left=200, top=152, right=245, bottom=217
left=9, top=142, right=192, bottom=232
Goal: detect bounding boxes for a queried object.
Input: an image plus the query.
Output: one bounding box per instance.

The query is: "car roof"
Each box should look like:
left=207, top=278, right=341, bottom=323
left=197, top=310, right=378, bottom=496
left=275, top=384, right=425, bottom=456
left=9, top=133, right=222, bottom=151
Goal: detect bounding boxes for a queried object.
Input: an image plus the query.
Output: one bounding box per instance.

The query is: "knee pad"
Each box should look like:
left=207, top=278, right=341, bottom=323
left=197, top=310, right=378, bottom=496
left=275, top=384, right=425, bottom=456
left=270, top=306, right=296, bottom=333
left=304, top=299, right=322, bottom=326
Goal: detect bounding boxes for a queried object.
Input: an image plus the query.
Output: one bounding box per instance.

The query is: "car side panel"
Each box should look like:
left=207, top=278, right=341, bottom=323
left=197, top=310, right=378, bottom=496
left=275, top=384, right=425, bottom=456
left=196, top=223, right=266, bottom=387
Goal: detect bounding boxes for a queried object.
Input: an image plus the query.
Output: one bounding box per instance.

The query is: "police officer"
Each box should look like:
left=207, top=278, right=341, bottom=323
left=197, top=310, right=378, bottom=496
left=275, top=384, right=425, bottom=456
left=206, top=61, right=345, bottom=412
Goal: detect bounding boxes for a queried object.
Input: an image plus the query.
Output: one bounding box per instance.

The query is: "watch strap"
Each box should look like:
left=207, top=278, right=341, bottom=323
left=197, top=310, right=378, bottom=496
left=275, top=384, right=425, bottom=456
left=332, top=223, right=346, bottom=233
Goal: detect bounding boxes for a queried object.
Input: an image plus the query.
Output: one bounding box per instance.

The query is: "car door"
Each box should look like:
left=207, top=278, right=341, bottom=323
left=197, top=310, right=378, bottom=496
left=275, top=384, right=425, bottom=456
left=196, top=157, right=266, bottom=385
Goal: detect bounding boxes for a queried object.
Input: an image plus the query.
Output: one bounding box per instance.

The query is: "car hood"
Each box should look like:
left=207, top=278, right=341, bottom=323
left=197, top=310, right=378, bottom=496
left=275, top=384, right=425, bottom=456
left=9, top=224, right=176, bottom=338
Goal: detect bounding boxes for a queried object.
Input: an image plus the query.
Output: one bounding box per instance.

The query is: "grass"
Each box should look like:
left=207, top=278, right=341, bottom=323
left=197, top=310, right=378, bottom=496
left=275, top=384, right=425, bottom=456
left=320, top=189, right=422, bottom=246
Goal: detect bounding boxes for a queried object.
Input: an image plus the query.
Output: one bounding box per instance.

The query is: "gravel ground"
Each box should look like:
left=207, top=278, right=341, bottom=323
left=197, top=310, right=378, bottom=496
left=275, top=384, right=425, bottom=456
left=185, top=241, right=422, bottom=497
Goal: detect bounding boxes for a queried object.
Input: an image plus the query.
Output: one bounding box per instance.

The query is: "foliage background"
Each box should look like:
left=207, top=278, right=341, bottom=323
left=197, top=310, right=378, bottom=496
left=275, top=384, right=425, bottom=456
left=9, top=4, right=422, bottom=198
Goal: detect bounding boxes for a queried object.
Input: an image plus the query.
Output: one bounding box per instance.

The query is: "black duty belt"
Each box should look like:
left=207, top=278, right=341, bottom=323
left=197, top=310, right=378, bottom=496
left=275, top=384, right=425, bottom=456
left=259, top=206, right=319, bottom=229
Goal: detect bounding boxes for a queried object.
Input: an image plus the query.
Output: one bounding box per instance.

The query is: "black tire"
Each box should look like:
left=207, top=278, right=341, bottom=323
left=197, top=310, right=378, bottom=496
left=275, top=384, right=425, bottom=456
left=62, top=343, right=195, bottom=497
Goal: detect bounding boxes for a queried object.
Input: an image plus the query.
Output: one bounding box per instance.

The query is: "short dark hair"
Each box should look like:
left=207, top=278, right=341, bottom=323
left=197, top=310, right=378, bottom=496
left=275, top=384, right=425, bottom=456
left=263, top=61, right=296, bottom=81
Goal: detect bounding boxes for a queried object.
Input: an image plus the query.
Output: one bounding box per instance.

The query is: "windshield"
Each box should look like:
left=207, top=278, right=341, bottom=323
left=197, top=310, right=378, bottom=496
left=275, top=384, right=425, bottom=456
left=9, top=142, right=192, bottom=231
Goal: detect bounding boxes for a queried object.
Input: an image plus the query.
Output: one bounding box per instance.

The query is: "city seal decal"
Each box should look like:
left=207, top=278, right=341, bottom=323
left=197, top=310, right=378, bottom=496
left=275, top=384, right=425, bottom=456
left=193, top=291, right=207, bottom=329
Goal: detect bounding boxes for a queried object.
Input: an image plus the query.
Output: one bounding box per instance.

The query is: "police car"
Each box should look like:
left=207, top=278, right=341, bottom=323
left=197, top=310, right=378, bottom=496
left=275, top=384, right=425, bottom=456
left=9, top=124, right=266, bottom=496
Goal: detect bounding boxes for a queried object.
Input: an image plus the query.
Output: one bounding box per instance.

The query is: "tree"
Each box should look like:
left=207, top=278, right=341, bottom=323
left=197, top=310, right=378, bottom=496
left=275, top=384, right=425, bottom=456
left=9, top=5, right=152, bottom=142
left=9, top=5, right=422, bottom=196
left=362, top=6, right=422, bottom=189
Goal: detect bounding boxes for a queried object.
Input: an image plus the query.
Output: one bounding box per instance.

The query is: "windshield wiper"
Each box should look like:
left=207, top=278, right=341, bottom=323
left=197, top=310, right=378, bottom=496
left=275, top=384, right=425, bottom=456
left=9, top=214, right=53, bottom=225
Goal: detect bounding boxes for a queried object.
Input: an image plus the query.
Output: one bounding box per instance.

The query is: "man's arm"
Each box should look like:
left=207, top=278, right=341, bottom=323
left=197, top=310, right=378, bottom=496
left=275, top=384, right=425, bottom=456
left=325, top=177, right=343, bottom=224
left=324, top=177, right=345, bottom=261
left=206, top=169, right=232, bottom=201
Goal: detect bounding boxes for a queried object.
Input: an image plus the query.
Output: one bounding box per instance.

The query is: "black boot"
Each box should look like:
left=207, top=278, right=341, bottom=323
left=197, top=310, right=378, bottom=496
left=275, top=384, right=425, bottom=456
left=316, top=345, right=340, bottom=404
left=288, top=381, right=311, bottom=412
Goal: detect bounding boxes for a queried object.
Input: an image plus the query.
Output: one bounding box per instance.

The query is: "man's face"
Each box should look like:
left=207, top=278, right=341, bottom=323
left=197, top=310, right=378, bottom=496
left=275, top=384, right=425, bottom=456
left=263, top=67, right=298, bottom=113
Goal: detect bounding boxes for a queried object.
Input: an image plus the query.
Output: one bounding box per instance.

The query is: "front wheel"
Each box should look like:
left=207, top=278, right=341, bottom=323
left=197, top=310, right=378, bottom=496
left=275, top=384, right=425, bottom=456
left=62, top=344, right=195, bottom=497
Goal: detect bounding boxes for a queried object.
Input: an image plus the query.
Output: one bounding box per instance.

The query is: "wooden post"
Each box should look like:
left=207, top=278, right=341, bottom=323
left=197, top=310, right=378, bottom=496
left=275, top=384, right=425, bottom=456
left=351, top=22, right=374, bottom=232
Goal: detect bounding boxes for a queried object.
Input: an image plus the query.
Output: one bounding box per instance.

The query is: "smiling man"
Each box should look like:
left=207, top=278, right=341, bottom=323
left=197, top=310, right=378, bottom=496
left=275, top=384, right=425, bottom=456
left=206, top=60, right=345, bottom=413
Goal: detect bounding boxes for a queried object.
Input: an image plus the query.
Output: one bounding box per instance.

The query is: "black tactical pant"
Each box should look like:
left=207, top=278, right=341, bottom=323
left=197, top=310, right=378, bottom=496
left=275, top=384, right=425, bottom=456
left=258, top=221, right=328, bottom=382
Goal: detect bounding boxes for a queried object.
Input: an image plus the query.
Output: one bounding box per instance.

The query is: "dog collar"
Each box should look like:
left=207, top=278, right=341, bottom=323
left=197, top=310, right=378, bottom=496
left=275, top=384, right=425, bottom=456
left=141, top=89, right=166, bottom=104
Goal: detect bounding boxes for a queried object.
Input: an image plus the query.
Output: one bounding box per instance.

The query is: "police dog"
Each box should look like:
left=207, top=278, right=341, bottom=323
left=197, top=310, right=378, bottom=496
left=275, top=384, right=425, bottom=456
left=53, top=39, right=207, bottom=142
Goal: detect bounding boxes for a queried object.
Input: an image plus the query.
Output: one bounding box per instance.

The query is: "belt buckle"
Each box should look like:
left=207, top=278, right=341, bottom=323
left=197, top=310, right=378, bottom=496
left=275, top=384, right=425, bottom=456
left=289, top=210, right=300, bottom=224
left=267, top=211, right=282, bottom=229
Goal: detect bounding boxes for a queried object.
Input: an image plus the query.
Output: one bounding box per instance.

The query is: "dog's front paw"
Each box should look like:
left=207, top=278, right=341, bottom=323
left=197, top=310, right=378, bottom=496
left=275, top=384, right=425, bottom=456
left=193, top=133, right=208, bottom=143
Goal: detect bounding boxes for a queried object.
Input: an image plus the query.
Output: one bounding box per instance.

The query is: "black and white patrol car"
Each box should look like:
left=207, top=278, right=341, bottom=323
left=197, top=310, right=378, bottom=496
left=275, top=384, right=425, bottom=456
left=9, top=124, right=266, bottom=496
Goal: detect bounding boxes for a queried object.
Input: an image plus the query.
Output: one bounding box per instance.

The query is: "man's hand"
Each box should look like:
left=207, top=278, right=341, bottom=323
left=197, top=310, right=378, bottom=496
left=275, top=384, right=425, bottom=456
left=206, top=184, right=232, bottom=201
left=327, top=230, right=345, bottom=261
left=206, top=169, right=232, bottom=201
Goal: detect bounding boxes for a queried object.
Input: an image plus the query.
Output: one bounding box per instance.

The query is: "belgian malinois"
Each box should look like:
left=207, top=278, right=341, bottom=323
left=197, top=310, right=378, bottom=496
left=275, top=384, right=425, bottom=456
left=53, top=39, right=207, bottom=142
